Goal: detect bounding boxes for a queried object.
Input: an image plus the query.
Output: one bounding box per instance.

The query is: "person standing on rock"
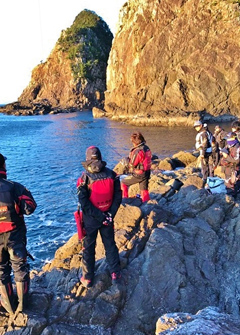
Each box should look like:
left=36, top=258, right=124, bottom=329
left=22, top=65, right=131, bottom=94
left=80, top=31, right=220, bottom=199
left=121, top=131, right=152, bottom=202
left=214, top=125, right=227, bottom=150
left=194, top=121, right=214, bottom=187
left=0, top=153, right=37, bottom=315
left=76, top=146, right=122, bottom=288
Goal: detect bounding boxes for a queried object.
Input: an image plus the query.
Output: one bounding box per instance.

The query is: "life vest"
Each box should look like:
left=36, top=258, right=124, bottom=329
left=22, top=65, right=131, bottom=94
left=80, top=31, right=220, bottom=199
left=0, top=180, right=23, bottom=233
left=129, top=144, right=152, bottom=174
left=79, top=169, right=115, bottom=212
left=195, top=130, right=212, bottom=154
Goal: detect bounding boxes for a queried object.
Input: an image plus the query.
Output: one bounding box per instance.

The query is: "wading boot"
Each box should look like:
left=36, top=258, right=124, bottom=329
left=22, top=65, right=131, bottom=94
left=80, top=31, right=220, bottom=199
left=15, top=280, right=29, bottom=315
left=0, top=283, right=14, bottom=314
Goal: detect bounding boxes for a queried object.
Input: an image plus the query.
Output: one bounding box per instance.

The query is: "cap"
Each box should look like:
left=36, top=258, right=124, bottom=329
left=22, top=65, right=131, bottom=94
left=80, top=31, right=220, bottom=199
left=203, top=123, right=208, bottom=128
left=193, top=120, right=202, bottom=128
left=86, top=146, right=102, bottom=161
left=0, top=154, right=7, bottom=168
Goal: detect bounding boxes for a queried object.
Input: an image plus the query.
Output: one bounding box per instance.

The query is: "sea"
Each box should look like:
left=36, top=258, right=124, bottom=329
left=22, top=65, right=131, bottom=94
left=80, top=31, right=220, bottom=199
left=0, top=110, right=232, bottom=270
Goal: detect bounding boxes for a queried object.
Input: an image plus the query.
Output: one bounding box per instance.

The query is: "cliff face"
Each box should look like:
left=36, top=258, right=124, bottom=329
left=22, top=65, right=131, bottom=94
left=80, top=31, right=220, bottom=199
left=105, top=0, right=240, bottom=125
left=18, top=10, right=113, bottom=111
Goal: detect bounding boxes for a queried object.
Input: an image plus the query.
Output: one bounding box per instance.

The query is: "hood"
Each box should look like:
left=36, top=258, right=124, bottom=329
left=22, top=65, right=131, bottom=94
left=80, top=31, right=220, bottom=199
left=82, top=160, right=106, bottom=173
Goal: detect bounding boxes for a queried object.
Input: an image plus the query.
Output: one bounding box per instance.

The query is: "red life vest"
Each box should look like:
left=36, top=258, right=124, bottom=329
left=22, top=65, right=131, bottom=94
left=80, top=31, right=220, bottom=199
left=89, top=178, right=114, bottom=212
left=129, top=144, right=152, bottom=174
left=77, top=169, right=115, bottom=212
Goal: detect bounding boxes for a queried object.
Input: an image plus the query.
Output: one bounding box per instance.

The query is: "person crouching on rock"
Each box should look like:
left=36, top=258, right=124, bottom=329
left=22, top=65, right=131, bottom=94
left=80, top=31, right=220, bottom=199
left=76, top=146, right=122, bottom=288
left=193, top=121, right=214, bottom=188
left=0, top=153, right=37, bottom=315
left=121, top=131, right=152, bottom=202
left=220, top=132, right=240, bottom=198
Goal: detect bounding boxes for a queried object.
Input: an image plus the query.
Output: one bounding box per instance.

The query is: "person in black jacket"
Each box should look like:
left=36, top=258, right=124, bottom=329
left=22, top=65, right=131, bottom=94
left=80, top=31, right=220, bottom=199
left=76, top=146, right=122, bottom=288
left=0, top=153, right=37, bottom=315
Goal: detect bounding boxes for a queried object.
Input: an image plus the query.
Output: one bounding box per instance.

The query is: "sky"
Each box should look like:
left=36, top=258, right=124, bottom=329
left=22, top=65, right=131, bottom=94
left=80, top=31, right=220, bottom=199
left=0, top=0, right=127, bottom=104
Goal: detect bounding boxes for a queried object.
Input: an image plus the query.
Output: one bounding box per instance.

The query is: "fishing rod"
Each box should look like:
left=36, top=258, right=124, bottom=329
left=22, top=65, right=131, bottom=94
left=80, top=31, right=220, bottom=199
left=76, top=118, right=126, bottom=160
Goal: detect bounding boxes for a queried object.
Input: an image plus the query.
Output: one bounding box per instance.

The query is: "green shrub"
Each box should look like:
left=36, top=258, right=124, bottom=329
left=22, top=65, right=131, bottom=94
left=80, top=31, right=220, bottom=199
left=58, top=9, right=113, bottom=80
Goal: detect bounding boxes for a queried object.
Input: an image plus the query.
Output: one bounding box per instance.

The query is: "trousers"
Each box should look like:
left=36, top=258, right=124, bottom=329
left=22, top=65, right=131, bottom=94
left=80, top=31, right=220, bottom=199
left=82, top=223, right=120, bottom=280
left=0, top=225, right=29, bottom=285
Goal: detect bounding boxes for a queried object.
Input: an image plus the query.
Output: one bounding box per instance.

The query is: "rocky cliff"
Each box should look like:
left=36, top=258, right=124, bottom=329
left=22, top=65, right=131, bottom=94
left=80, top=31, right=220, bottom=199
left=0, top=10, right=113, bottom=115
left=105, top=0, right=240, bottom=125
left=1, top=155, right=240, bottom=335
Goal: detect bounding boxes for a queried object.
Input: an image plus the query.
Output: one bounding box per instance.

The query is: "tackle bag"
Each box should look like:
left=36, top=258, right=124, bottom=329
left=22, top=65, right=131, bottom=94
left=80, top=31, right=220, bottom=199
left=206, top=177, right=226, bottom=194
left=74, top=209, right=86, bottom=240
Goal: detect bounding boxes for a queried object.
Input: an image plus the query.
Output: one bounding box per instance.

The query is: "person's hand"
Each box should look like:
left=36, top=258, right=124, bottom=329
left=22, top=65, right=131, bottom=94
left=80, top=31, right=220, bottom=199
left=103, top=212, right=113, bottom=226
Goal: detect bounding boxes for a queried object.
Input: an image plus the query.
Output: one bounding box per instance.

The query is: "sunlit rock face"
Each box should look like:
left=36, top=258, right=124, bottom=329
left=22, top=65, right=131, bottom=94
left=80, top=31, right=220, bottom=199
left=105, top=0, right=240, bottom=125
left=18, top=10, right=113, bottom=111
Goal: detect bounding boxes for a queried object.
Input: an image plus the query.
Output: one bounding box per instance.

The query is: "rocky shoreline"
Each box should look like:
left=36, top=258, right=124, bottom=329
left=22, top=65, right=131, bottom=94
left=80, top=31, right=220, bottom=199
left=1, top=151, right=240, bottom=335
left=1, top=102, right=236, bottom=127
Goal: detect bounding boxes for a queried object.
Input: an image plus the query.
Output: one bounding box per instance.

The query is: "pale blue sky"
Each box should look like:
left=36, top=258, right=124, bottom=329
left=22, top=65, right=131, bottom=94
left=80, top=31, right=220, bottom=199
left=0, top=0, right=126, bottom=104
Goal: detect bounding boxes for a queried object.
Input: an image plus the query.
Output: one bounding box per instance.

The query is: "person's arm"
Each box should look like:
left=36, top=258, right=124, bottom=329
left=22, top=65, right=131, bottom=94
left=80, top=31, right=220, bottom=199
left=108, top=175, right=122, bottom=219
left=14, top=182, right=37, bottom=215
left=199, top=132, right=208, bottom=157
left=223, top=147, right=240, bottom=165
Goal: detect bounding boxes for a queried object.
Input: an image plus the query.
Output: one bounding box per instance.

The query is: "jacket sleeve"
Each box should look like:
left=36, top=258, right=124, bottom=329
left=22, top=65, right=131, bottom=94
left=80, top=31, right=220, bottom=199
left=77, top=173, right=105, bottom=223
left=199, top=132, right=209, bottom=156
left=225, top=147, right=240, bottom=165
left=108, top=175, right=122, bottom=219
left=14, top=182, right=37, bottom=215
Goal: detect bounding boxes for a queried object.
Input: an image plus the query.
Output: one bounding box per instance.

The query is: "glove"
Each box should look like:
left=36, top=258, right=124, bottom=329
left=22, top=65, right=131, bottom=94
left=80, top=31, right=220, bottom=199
left=103, top=212, right=113, bottom=226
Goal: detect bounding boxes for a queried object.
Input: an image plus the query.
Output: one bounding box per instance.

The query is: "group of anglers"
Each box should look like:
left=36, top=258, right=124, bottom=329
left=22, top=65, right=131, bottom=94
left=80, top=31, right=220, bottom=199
left=194, top=120, right=240, bottom=197
left=2, top=120, right=240, bottom=317
left=0, top=131, right=152, bottom=315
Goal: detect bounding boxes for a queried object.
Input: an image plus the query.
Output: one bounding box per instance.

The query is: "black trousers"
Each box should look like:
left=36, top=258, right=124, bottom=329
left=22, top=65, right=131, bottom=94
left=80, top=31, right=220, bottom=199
left=82, top=224, right=120, bottom=281
left=0, top=225, right=29, bottom=285
left=200, top=154, right=213, bottom=182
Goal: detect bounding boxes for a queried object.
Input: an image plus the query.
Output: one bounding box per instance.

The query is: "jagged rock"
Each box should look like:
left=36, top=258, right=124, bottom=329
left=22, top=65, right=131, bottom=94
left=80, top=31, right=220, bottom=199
left=172, top=151, right=198, bottom=167
left=2, top=152, right=240, bottom=334
left=105, top=0, right=240, bottom=125
left=92, top=107, right=106, bottom=118
left=155, top=306, right=240, bottom=335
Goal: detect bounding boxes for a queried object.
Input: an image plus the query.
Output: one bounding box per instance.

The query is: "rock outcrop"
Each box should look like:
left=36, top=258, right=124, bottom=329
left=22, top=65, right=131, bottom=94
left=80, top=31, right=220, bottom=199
left=1, top=152, right=240, bottom=334
left=0, top=10, right=113, bottom=116
left=104, top=0, right=240, bottom=125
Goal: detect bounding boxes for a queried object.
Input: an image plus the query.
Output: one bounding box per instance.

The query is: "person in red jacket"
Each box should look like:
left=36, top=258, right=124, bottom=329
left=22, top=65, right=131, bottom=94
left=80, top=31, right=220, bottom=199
left=77, top=146, right=122, bottom=288
left=0, top=153, right=37, bottom=315
left=121, top=132, right=152, bottom=202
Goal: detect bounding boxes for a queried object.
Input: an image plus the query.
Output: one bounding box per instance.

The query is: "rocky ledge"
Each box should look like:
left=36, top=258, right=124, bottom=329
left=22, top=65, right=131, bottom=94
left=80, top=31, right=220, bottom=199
left=1, top=151, right=240, bottom=335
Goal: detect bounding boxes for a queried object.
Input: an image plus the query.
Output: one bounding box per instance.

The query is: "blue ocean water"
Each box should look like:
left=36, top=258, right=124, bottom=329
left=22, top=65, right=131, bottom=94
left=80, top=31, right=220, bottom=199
left=0, top=111, right=230, bottom=269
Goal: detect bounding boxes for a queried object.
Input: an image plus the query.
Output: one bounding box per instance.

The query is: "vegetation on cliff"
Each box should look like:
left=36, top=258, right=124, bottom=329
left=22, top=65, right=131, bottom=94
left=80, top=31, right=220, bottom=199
left=58, top=9, right=113, bottom=81
left=0, top=9, right=113, bottom=114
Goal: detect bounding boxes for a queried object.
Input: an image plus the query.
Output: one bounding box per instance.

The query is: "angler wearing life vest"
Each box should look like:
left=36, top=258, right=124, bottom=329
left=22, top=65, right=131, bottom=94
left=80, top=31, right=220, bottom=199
left=76, top=146, right=122, bottom=288
left=0, top=153, right=37, bottom=315
left=121, top=132, right=152, bottom=202
left=194, top=121, right=214, bottom=187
